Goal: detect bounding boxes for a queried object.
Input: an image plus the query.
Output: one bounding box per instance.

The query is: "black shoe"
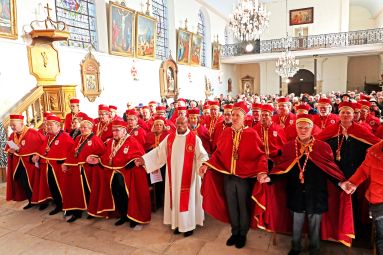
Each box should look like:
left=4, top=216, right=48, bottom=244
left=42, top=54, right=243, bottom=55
left=23, top=202, right=33, bottom=210
left=67, top=215, right=78, bottom=223
left=129, top=221, right=138, bottom=228
left=235, top=235, right=247, bottom=249
left=288, top=249, right=300, bottom=255
left=173, top=228, right=181, bottom=235
left=87, top=215, right=95, bottom=220
left=49, top=207, right=62, bottom=215
left=115, top=216, right=128, bottom=226
left=226, top=234, right=239, bottom=246
left=39, top=203, right=49, bottom=211
left=183, top=230, right=193, bottom=237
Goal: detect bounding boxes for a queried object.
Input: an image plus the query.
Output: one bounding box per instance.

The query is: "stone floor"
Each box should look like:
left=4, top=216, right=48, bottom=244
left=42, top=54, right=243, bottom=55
left=0, top=183, right=372, bottom=255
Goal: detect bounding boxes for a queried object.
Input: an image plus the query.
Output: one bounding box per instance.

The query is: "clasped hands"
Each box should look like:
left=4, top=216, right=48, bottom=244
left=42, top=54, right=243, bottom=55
left=257, top=173, right=271, bottom=183
left=339, top=181, right=357, bottom=194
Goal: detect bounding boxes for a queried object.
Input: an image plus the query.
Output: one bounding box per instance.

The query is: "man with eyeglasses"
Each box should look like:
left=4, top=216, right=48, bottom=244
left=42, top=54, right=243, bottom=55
left=93, top=105, right=113, bottom=142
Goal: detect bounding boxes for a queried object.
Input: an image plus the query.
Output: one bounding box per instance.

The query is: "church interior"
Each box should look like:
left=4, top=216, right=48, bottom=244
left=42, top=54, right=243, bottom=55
left=0, top=0, right=382, bottom=254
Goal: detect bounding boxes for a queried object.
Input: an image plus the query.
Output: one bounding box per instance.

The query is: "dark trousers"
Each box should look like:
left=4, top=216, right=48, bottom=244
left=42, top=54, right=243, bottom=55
left=48, top=166, right=62, bottom=209
left=14, top=163, right=32, bottom=202
left=223, top=175, right=253, bottom=236
left=112, top=172, right=128, bottom=218
left=69, top=169, right=90, bottom=217
left=375, top=217, right=383, bottom=255
left=291, top=212, right=322, bottom=255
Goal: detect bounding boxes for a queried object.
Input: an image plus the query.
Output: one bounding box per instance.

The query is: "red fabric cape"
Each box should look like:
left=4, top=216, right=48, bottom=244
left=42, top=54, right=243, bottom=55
left=272, top=112, right=296, bottom=129
left=166, top=131, right=196, bottom=212
left=190, top=124, right=211, bottom=154
left=254, top=123, right=287, bottom=160
left=312, top=114, right=339, bottom=130
left=5, top=128, right=46, bottom=202
left=252, top=139, right=355, bottom=247
left=127, top=126, right=147, bottom=147
left=92, top=121, right=113, bottom=142
left=93, top=135, right=151, bottom=223
left=144, top=131, right=168, bottom=152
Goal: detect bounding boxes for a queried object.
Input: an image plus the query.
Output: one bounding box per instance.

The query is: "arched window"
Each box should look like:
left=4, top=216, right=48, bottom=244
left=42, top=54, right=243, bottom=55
left=55, top=0, right=98, bottom=50
left=197, top=10, right=206, bottom=67
left=152, top=0, right=168, bottom=60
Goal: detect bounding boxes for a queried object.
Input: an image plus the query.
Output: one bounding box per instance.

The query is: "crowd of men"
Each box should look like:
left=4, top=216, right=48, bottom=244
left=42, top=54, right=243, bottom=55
left=5, top=90, right=383, bottom=254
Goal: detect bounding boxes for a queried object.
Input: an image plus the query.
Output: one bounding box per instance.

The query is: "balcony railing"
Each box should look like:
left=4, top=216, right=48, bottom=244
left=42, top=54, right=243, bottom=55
left=222, top=28, right=383, bottom=57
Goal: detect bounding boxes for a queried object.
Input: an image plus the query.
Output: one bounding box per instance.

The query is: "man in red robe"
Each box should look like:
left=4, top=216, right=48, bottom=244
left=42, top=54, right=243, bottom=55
left=254, top=104, right=286, bottom=170
left=256, top=114, right=354, bottom=255
left=109, top=105, right=123, bottom=121
left=5, top=114, right=46, bottom=209
left=202, top=100, right=223, bottom=142
left=272, top=97, right=296, bottom=129
left=188, top=108, right=211, bottom=154
left=285, top=104, right=321, bottom=141
left=200, top=101, right=267, bottom=249
left=61, top=116, right=106, bottom=222
left=312, top=98, right=339, bottom=130
left=211, top=104, right=233, bottom=151
left=245, top=103, right=262, bottom=127
left=34, top=115, right=75, bottom=215
left=169, top=98, right=187, bottom=123
left=63, top=98, right=88, bottom=133
left=359, top=100, right=380, bottom=134
left=153, top=105, right=176, bottom=132
left=93, top=105, right=113, bottom=143
left=140, top=106, right=152, bottom=132
left=86, top=120, right=151, bottom=227
left=126, top=109, right=147, bottom=147
left=148, top=101, right=157, bottom=116
left=200, top=103, right=210, bottom=124
left=38, top=112, right=52, bottom=136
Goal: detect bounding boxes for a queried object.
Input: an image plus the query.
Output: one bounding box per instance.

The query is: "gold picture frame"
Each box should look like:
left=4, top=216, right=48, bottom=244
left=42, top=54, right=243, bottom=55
left=212, top=42, right=221, bottom=70
left=136, top=12, right=157, bottom=60
left=80, top=49, right=101, bottom=102
left=159, top=55, right=178, bottom=99
left=0, top=0, right=17, bottom=39
left=176, top=29, right=192, bottom=65
left=108, top=2, right=135, bottom=57
left=190, top=33, right=202, bottom=66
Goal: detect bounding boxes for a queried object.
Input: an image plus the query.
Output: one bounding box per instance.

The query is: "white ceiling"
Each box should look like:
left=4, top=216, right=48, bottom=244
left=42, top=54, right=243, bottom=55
left=201, top=0, right=383, bottom=19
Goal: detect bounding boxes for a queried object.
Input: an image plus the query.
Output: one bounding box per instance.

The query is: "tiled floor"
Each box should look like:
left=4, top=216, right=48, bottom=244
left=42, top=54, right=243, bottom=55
left=0, top=183, right=372, bottom=255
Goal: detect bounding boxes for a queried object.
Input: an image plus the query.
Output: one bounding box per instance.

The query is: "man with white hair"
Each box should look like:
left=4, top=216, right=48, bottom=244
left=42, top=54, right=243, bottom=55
left=312, top=98, right=339, bottom=130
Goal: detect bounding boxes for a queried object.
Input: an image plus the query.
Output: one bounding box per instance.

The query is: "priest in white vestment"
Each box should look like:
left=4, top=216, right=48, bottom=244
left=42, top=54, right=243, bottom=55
left=136, top=116, right=208, bottom=237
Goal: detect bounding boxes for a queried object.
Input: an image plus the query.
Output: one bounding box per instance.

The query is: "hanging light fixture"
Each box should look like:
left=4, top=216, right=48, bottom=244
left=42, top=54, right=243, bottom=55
left=275, top=0, right=299, bottom=80
left=228, top=0, right=270, bottom=42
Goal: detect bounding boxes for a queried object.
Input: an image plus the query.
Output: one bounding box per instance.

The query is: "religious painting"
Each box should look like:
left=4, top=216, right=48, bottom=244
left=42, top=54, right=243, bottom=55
left=0, top=0, right=17, bottom=39
left=81, top=49, right=101, bottom=102
left=289, top=7, right=314, bottom=26
left=176, top=29, right=192, bottom=65
left=159, top=56, right=178, bottom=99
left=108, top=2, right=135, bottom=57
left=212, top=42, right=221, bottom=70
left=136, top=13, right=157, bottom=60
left=190, top=33, right=202, bottom=66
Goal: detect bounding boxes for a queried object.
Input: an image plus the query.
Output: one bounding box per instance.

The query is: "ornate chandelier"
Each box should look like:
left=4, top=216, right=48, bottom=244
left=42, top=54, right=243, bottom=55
left=228, top=0, right=270, bottom=42
left=275, top=38, right=299, bottom=80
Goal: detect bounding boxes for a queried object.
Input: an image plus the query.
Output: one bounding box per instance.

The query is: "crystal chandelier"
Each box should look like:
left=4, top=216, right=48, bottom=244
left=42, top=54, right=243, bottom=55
left=275, top=38, right=299, bottom=79
left=228, top=0, right=270, bottom=42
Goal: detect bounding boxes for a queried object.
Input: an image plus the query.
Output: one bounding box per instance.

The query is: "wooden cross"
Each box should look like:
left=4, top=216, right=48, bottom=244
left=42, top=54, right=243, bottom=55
left=44, top=3, right=52, bottom=18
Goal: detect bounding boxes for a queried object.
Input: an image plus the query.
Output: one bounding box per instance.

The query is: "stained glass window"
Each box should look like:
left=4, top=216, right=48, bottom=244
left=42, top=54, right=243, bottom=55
left=197, top=10, right=206, bottom=67
left=55, top=0, right=98, bottom=49
left=152, top=0, right=168, bottom=60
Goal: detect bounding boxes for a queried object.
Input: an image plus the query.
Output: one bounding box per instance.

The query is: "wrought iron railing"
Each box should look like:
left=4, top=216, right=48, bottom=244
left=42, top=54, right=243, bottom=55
left=222, top=28, right=383, bottom=57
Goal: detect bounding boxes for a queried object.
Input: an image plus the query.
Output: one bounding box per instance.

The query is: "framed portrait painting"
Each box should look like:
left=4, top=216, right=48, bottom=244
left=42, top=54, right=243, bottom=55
left=136, top=13, right=157, bottom=60
left=289, top=7, right=314, bottom=26
left=212, top=42, right=221, bottom=70
left=190, top=33, right=202, bottom=66
left=108, top=2, right=135, bottom=57
left=0, top=0, right=17, bottom=39
left=176, top=29, right=192, bottom=65
left=81, top=50, right=101, bottom=102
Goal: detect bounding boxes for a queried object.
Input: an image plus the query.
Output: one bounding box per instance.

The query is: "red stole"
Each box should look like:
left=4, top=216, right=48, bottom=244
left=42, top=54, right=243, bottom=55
left=166, top=131, right=196, bottom=212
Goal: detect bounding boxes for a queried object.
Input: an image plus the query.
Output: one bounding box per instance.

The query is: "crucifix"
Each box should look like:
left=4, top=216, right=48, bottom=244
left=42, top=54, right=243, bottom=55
left=184, top=18, right=188, bottom=30
left=145, top=0, right=150, bottom=15
left=44, top=3, right=52, bottom=19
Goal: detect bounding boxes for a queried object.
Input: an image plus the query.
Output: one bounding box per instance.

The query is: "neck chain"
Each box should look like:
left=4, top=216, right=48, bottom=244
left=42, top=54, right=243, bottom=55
left=232, top=126, right=244, bottom=160
left=336, top=125, right=347, bottom=161
left=295, top=137, right=315, bottom=184
left=97, top=121, right=109, bottom=137
left=261, top=126, right=270, bottom=157
left=109, top=134, right=129, bottom=166
left=46, top=130, right=62, bottom=155
left=320, top=115, right=329, bottom=129
left=13, top=126, right=29, bottom=146
left=74, top=133, right=92, bottom=158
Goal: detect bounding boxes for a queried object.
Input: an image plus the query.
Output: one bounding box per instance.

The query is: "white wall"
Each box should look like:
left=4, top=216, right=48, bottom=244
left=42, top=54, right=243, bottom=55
left=349, top=6, right=375, bottom=31
left=375, top=9, right=383, bottom=28
left=0, top=0, right=237, bottom=119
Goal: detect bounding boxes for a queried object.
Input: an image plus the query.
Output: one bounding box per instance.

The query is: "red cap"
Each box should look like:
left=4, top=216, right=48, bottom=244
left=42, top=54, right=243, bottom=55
left=296, top=114, right=313, bottom=125
left=277, top=97, right=290, bottom=104
left=252, top=103, right=262, bottom=110
left=295, top=103, right=311, bottom=113
left=69, top=98, right=80, bottom=104
left=149, top=101, right=157, bottom=106
left=203, top=103, right=210, bottom=110
left=233, top=101, right=249, bottom=114
left=43, top=112, right=52, bottom=118
left=142, top=106, right=149, bottom=110
left=208, top=100, right=220, bottom=108
left=188, top=108, right=200, bottom=116
left=109, top=105, right=117, bottom=111
left=261, top=104, right=274, bottom=113
left=81, top=116, right=95, bottom=126
left=112, top=120, right=127, bottom=128
left=156, top=105, right=166, bottom=112
left=353, top=102, right=362, bottom=111
left=224, top=104, right=233, bottom=110
left=177, top=98, right=187, bottom=106
left=317, top=98, right=331, bottom=106
left=359, top=100, right=371, bottom=109
left=98, top=104, right=110, bottom=112
left=153, top=116, right=166, bottom=124
left=46, top=115, right=61, bottom=123
left=9, top=114, right=24, bottom=121
left=360, top=94, right=371, bottom=101
left=339, top=102, right=355, bottom=112
left=177, top=106, right=187, bottom=111
left=125, top=109, right=139, bottom=116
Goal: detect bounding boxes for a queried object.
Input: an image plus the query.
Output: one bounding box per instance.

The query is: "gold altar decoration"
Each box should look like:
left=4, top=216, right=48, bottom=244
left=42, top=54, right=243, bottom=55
left=80, top=47, right=101, bottom=102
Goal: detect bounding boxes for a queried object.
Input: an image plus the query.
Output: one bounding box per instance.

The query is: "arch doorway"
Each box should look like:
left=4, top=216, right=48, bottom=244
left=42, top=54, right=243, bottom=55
left=288, top=69, right=315, bottom=95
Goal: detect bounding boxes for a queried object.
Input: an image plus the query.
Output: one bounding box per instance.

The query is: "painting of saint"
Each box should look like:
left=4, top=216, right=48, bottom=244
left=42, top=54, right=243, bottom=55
left=109, top=3, right=135, bottom=57
left=0, top=0, right=17, bottom=39
left=166, top=67, right=174, bottom=92
left=176, top=29, right=191, bottom=65
left=289, top=7, right=313, bottom=26
left=190, top=34, right=202, bottom=66
left=136, top=13, right=157, bottom=60
left=212, top=42, right=220, bottom=70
